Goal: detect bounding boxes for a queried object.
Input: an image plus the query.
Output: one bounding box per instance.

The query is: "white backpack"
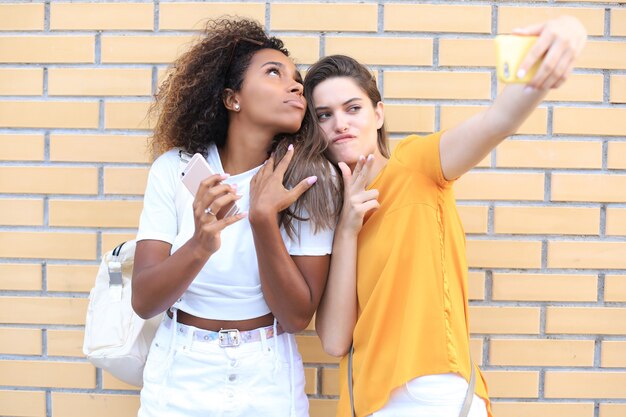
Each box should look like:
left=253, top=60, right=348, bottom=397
left=82, top=151, right=192, bottom=387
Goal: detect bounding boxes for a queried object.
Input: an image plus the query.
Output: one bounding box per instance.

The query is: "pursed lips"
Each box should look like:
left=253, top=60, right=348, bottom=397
left=332, top=133, right=356, bottom=144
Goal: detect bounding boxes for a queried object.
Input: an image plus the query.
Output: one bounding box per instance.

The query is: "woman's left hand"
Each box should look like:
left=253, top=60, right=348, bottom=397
left=249, top=144, right=317, bottom=222
left=515, top=15, right=587, bottom=90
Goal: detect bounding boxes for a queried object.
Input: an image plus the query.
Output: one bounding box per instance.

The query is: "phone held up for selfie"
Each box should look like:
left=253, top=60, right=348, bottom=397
left=495, top=35, right=540, bottom=84
left=181, top=153, right=241, bottom=218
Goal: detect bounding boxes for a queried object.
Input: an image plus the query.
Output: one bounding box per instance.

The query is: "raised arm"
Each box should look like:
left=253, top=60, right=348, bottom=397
left=316, top=156, right=378, bottom=356
left=440, top=16, right=587, bottom=181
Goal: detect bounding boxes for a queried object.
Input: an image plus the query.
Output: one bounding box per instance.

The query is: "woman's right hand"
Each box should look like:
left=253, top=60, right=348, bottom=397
left=337, top=155, right=380, bottom=235
left=191, top=173, right=246, bottom=256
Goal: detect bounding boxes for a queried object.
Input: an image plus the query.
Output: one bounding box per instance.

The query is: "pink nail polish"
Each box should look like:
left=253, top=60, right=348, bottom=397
left=307, top=176, right=318, bottom=185
left=288, top=144, right=294, bottom=151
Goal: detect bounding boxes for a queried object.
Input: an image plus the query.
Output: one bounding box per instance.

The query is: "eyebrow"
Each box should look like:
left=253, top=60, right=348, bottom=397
left=315, top=97, right=363, bottom=111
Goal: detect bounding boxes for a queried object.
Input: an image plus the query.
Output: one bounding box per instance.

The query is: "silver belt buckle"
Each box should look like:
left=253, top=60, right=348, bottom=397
left=218, top=329, right=241, bottom=347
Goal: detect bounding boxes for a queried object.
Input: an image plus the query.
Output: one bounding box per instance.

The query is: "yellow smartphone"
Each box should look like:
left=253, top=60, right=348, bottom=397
left=495, top=35, right=540, bottom=84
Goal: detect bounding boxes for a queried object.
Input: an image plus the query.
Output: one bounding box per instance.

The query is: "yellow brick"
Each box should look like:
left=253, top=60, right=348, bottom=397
left=48, top=68, right=152, bottom=97
left=469, top=306, right=540, bottom=334
left=0, top=100, right=99, bottom=129
left=547, top=307, right=626, bottom=335
left=467, top=240, right=543, bottom=268
left=0, top=4, right=44, bottom=30
left=295, top=335, right=339, bottom=364
left=101, top=35, right=195, bottom=64
left=605, top=275, right=626, bottom=302
left=0, top=328, right=41, bottom=355
left=490, top=339, right=594, bottom=366
left=385, top=4, right=491, bottom=33
left=546, top=371, right=626, bottom=399
left=104, top=167, right=149, bottom=195
left=552, top=174, right=626, bottom=203
left=101, top=233, right=136, bottom=257
left=50, top=134, right=150, bottom=163
left=545, top=74, right=604, bottom=102
left=607, top=208, right=626, bottom=236
left=611, top=74, right=626, bottom=103
left=468, top=272, right=485, bottom=301
left=384, top=72, right=491, bottom=100
left=49, top=200, right=143, bottom=228
left=0, top=296, right=88, bottom=325
left=457, top=205, right=489, bottom=234
left=326, top=37, right=432, bottom=66
left=601, top=404, right=626, bottom=417
left=0, top=68, right=42, bottom=95
left=482, top=370, right=539, bottom=398
left=47, top=264, right=98, bottom=293
left=0, top=166, right=97, bottom=194
left=491, top=402, right=594, bottom=417
left=304, top=367, right=317, bottom=395
left=321, top=367, right=339, bottom=396
left=455, top=172, right=545, bottom=201
left=611, top=9, right=626, bottom=36
left=281, top=36, right=320, bottom=65
left=47, top=330, right=84, bottom=357
left=0, top=360, right=95, bottom=388
left=102, top=371, right=140, bottom=391
left=51, top=2, right=153, bottom=30
left=602, top=341, right=626, bottom=367
left=608, top=142, right=626, bottom=169
left=0, top=390, right=46, bottom=417
left=494, top=206, right=600, bottom=235
left=549, top=241, right=626, bottom=270
left=272, top=4, right=377, bottom=32
left=439, top=39, right=493, bottom=67
left=0, top=36, right=94, bottom=64
left=0, top=264, right=41, bottom=291
left=0, top=199, right=43, bottom=226
left=105, top=101, right=153, bottom=130
left=0, top=134, right=44, bottom=161
left=441, top=106, right=547, bottom=135
left=493, top=273, right=598, bottom=302
left=52, top=393, right=139, bottom=417
left=160, top=3, right=265, bottom=30
left=499, top=7, right=605, bottom=36
left=577, top=41, right=626, bottom=70
left=384, top=105, right=435, bottom=134
left=0, top=232, right=96, bottom=260
left=554, top=108, right=626, bottom=136
left=470, top=338, right=483, bottom=366
left=497, top=140, right=602, bottom=169
left=309, top=399, right=338, bottom=417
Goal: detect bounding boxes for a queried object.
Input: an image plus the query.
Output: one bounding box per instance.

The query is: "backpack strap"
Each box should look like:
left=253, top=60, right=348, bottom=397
left=107, top=242, right=126, bottom=287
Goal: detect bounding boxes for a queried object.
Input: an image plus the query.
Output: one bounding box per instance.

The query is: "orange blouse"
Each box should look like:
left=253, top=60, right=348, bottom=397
left=335, top=132, right=492, bottom=417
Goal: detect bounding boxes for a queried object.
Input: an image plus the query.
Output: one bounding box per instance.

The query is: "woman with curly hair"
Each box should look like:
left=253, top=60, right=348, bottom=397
left=132, top=18, right=338, bottom=417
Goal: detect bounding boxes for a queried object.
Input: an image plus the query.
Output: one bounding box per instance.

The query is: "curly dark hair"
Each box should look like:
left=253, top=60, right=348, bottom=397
left=150, top=18, right=340, bottom=235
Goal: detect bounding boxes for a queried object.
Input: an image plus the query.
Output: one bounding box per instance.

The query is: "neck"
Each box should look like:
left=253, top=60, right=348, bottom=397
left=219, top=120, right=275, bottom=175
left=366, top=152, right=388, bottom=185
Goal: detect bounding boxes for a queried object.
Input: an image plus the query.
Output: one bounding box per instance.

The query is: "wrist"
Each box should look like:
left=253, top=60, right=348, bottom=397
left=248, top=207, right=278, bottom=227
left=186, top=237, right=214, bottom=261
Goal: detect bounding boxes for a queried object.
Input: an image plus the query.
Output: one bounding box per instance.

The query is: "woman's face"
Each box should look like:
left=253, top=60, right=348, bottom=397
left=234, top=48, right=306, bottom=134
left=311, top=76, right=384, bottom=166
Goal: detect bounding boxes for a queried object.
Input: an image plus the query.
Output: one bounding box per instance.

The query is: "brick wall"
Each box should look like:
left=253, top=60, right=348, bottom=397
left=1, top=1, right=625, bottom=417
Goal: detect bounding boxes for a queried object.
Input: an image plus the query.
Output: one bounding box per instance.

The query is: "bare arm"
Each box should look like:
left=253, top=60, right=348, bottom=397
left=315, top=156, right=379, bottom=356
left=440, top=16, right=587, bottom=180
left=248, top=145, right=329, bottom=333
left=132, top=174, right=245, bottom=319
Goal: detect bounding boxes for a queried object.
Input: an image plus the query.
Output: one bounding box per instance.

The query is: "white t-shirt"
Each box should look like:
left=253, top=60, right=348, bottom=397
left=136, top=144, right=334, bottom=320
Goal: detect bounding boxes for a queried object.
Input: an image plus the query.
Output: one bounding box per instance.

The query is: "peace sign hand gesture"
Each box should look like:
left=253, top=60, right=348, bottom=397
left=337, top=154, right=380, bottom=235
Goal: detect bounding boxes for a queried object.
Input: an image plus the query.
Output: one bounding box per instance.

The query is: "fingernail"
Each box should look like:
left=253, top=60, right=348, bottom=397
left=288, top=143, right=294, bottom=151
left=359, top=155, right=365, bottom=161
left=524, top=86, right=535, bottom=93
left=367, top=154, right=374, bottom=161
left=517, top=69, right=526, bottom=79
left=231, top=184, right=237, bottom=190
left=307, top=176, right=318, bottom=185
left=221, top=173, right=230, bottom=179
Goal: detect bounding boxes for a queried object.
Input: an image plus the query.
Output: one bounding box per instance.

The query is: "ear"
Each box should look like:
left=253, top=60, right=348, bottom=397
left=222, top=88, right=240, bottom=111
left=374, top=101, right=384, bottom=130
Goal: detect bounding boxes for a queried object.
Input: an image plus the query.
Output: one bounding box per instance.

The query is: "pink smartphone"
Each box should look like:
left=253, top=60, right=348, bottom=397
left=181, top=153, right=240, bottom=217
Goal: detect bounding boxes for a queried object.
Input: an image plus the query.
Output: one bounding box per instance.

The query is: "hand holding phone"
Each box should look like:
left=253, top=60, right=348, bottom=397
left=495, top=35, right=540, bottom=84
left=181, top=153, right=240, bottom=218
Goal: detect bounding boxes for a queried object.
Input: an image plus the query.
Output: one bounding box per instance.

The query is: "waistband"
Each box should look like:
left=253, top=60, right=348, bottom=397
left=163, top=313, right=284, bottom=347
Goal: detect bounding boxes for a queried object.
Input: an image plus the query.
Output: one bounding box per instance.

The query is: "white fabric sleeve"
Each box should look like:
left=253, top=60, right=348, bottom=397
left=136, top=150, right=180, bottom=244
left=287, top=214, right=334, bottom=256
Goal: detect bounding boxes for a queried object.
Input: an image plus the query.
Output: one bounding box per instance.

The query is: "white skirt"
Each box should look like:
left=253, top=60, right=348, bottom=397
left=138, top=314, right=309, bottom=417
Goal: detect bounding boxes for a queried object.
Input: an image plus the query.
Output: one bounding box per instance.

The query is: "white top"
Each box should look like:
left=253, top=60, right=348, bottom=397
left=136, top=144, right=334, bottom=320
